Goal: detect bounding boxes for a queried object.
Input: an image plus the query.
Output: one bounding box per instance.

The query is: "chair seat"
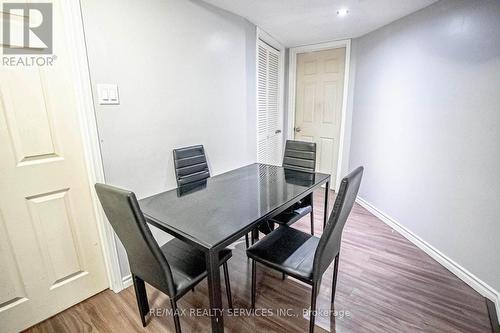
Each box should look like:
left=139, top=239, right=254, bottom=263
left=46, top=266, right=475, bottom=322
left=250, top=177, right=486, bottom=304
left=270, top=204, right=312, bottom=225
left=246, top=226, right=319, bottom=281
left=160, top=238, right=232, bottom=293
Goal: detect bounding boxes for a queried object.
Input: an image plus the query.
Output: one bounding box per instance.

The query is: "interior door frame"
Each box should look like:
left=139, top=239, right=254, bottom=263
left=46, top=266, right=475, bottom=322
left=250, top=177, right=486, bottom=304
left=256, top=27, right=285, bottom=163
left=61, top=0, right=124, bottom=293
left=288, top=39, right=351, bottom=191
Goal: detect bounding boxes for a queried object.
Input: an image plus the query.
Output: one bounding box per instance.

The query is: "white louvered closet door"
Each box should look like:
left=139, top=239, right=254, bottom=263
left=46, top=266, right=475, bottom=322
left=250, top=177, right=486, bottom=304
left=257, top=39, right=282, bottom=165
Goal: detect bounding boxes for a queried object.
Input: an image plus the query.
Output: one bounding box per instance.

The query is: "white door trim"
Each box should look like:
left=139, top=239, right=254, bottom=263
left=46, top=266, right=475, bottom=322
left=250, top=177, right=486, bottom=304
left=288, top=39, right=351, bottom=190
left=61, top=0, right=123, bottom=293
left=256, top=27, right=285, bottom=161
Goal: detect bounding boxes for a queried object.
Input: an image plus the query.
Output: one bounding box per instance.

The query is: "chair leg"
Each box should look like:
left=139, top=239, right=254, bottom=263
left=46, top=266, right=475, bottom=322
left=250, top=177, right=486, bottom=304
left=245, top=233, right=250, bottom=248
left=310, top=210, right=314, bottom=235
left=310, top=196, right=315, bottom=235
left=132, top=274, right=149, bottom=327
left=222, top=262, right=233, bottom=308
left=251, top=259, right=256, bottom=309
left=170, top=298, right=182, bottom=333
left=331, top=253, right=340, bottom=306
left=251, top=229, right=259, bottom=245
left=310, top=282, right=319, bottom=333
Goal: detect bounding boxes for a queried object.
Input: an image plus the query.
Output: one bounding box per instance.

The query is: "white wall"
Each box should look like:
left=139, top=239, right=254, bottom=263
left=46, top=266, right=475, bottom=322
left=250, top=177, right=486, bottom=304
left=350, top=0, right=500, bottom=299
left=81, top=0, right=256, bottom=278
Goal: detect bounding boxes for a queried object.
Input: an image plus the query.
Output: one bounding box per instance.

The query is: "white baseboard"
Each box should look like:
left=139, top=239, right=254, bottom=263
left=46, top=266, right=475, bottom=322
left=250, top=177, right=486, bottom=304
left=122, top=274, right=133, bottom=290
left=356, top=196, right=500, bottom=320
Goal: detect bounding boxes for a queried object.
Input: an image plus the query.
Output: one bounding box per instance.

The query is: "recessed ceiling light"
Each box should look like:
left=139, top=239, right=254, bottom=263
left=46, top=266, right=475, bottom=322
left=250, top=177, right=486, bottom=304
left=337, top=8, right=349, bottom=16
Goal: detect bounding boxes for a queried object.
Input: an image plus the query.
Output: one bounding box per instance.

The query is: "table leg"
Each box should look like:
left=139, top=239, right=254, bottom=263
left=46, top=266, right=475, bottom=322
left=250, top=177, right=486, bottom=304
left=324, top=181, right=329, bottom=228
left=206, top=250, right=224, bottom=333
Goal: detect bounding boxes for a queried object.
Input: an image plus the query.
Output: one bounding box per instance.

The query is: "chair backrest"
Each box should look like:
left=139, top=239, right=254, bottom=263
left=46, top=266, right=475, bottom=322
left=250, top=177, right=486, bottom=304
left=283, top=140, right=316, bottom=173
left=94, top=183, right=176, bottom=296
left=313, top=166, right=363, bottom=278
left=173, top=145, right=210, bottom=187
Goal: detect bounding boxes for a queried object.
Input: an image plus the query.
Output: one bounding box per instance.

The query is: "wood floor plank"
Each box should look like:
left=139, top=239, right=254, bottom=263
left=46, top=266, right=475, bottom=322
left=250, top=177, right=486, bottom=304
left=23, top=190, right=492, bottom=333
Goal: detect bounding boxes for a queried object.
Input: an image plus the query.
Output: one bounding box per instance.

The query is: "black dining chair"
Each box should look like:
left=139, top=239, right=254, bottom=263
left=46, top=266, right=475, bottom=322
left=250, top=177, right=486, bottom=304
left=258, top=140, right=317, bottom=237
left=95, top=183, right=233, bottom=333
left=173, top=144, right=251, bottom=248
left=247, top=166, right=363, bottom=333
left=173, top=145, right=210, bottom=187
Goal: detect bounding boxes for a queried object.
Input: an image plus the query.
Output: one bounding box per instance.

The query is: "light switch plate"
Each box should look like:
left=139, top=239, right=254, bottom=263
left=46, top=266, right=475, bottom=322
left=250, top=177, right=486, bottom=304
left=97, top=84, right=120, bottom=105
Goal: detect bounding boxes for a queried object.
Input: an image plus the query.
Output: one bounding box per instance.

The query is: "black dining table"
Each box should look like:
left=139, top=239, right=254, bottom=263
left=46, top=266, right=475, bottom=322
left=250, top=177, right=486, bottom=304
left=139, top=163, right=331, bottom=332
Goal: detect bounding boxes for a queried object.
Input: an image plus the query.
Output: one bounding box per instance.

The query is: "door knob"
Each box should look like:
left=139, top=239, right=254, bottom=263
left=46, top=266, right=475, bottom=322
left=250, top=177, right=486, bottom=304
left=275, top=129, right=282, bottom=134
left=294, top=127, right=301, bottom=132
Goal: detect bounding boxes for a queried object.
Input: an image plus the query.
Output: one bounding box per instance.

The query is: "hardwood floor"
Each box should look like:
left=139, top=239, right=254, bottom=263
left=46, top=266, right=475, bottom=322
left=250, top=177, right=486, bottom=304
left=25, top=190, right=492, bottom=333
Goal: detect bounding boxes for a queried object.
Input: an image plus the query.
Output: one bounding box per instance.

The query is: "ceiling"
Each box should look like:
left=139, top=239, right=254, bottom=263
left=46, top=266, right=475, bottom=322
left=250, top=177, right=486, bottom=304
left=202, top=0, right=438, bottom=46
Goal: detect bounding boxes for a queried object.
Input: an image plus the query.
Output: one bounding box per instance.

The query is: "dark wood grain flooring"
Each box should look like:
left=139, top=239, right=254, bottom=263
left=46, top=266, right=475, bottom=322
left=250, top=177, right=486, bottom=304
left=25, top=190, right=492, bottom=333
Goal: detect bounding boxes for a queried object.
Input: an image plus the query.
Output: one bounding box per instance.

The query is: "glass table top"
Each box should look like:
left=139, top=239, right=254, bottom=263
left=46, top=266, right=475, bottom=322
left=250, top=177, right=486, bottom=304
left=139, top=163, right=330, bottom=249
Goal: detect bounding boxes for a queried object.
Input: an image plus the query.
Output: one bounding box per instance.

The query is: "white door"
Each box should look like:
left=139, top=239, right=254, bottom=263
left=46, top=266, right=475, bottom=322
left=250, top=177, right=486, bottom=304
left=294, top=47, right=346, bottom=188
left=257, top=39, right=283, bottom=165
left=0, top=2, right=108, bottom=332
